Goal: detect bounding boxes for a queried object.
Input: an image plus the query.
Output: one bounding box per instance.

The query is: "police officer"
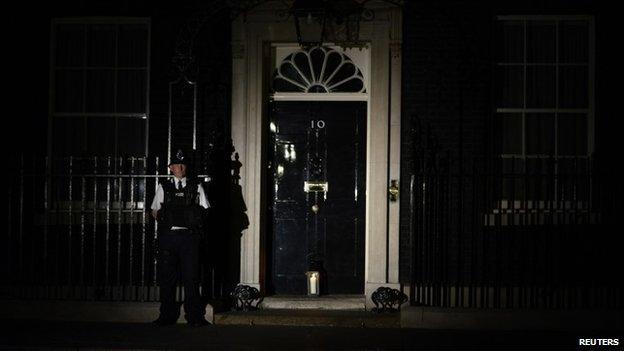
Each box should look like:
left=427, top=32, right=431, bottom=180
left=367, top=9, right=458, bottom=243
left=150, top=149, right=210, bottom=327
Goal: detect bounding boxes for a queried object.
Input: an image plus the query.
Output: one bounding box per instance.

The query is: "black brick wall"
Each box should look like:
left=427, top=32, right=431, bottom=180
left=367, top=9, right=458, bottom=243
left=398, top=0, right=618, bottom=283
left=399, top=0, right=494, bottom=282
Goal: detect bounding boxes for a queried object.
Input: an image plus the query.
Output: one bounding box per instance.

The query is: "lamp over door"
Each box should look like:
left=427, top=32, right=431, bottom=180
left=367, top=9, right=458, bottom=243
left=290, top=0, right=328, bottom=48
left=289, top=0, right=372, bottom=49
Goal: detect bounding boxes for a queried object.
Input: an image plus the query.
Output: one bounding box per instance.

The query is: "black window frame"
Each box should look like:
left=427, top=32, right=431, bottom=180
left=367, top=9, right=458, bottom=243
left=48, top=17, right=151, bottom=158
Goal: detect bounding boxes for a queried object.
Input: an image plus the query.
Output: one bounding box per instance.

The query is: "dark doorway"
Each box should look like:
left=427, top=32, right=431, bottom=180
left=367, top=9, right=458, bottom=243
left=267, top=101, right=366, bottom=295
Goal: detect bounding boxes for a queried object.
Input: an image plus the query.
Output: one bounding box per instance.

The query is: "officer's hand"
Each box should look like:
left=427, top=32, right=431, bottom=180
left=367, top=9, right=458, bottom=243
left=152, top=209, right=159, bottom=220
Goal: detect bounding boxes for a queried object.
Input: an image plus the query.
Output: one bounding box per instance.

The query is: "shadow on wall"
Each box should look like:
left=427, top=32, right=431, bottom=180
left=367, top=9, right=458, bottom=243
left=196, top=144, right=248, bottom=306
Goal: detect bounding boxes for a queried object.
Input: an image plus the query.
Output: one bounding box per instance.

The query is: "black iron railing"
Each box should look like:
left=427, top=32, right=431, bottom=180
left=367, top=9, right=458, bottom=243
left=407, top=154, right=623, bottom=309
left=5, top=153, right=621, bottom=309
left=3, top=156, right=230, bottom=302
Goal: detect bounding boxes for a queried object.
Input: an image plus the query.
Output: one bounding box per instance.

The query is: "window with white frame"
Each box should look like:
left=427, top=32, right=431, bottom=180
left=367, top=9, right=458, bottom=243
left=494, top=16, right=593, bottom=203
left=50, top=18, right=150, bottom=157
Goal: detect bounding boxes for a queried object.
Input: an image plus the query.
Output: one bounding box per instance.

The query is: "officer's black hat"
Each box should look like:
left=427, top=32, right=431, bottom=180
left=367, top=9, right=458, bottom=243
left=168, top=149, right=189, bottom=166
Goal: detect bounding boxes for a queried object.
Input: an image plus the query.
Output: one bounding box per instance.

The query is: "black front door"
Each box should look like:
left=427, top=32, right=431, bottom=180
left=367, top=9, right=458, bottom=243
left=267, top=101, right=366, bottom=295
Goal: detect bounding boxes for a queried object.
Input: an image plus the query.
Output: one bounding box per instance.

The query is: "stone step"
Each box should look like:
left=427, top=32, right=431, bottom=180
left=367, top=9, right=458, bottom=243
left=214, top=309, right=400, bottom=328
left=258, top=295, right=366, bottom=310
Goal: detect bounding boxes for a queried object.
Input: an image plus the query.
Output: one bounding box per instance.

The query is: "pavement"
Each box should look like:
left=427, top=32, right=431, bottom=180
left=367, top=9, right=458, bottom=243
left=1, top=319, right=618, bottom=351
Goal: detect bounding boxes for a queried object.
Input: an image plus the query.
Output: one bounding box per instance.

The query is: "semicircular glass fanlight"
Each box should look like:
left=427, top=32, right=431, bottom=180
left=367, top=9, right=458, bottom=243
left=272, top=46, right=366, bottom=93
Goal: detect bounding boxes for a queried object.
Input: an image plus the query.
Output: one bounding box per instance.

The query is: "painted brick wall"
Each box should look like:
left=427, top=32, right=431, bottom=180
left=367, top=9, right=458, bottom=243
left=397, top=0, right=616, bottom=283
left=399, top=1, right=493, bottom=282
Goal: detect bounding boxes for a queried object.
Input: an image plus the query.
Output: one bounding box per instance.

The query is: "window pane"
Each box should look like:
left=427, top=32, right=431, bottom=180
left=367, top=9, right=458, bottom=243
left=117, top=118, right=146, bottom=156
left=526, top=66, right=555, bottom=108
left=53, top=116, right=85, bottom=156
left=496, top=66, right=523, bottom=108
left=559, top=66, right=588, bottom=108
left=118, top=24, right=148, bottom=67
left=501, top=157, right=525, bottom=200
left=496, top=21, right=524, bottom=63
left=526, top=113, right=555, bottom=155
left=526, top=157, right=555, bottom=175
left=560, top=21, right=589, bottom=63
left=557, top=158, right=590, bottom=202
left=527, top=21, right=556, bottom=63
left=87, top=24, right=116, bottom=67
left=496, top=113, right=522, bottom=154
left=54, top=70, right=84, bottom=112
left=558, top=113, right=587, bottom=156
left=85, top=70, right=115, bottom=112
left=526, top=158, right=555, bottom=200
left=86, top=117, right=116, bottom=156
left=55, top=24, right=85, bottom=67
left=502, top=157, right=524, bottom=173
left=558, top=157, right=589, bottom=178
left=116, top=69, right=147, bottom=113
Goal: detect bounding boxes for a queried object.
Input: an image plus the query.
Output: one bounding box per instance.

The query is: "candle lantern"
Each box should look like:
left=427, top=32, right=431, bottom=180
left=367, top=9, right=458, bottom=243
left=306, top=270, right=320, bottom=296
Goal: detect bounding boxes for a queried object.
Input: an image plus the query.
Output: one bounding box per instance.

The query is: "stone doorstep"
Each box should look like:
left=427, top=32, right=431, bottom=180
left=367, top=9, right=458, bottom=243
left=214, top=309, right=400, bottom=328
left=259, top=295, right=367, bottom=310
left=215, top=295, right=386, bottom=328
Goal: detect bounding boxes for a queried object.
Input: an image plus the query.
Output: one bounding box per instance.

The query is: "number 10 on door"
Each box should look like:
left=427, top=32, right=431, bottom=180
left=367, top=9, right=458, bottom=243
left=310, top=120, right=325, bottom=129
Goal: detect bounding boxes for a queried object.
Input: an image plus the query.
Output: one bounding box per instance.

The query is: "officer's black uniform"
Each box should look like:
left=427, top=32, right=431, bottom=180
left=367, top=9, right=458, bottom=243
left=152, top=151, right=209, bottom=326
left=157, top=179, right=205, bottom=323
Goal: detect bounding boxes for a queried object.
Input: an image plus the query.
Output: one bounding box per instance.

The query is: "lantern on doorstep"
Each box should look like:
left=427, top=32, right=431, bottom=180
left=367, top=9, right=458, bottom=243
left=306, top=258, right=324, bottom=296
left=306, top=270, right=320, bottom=296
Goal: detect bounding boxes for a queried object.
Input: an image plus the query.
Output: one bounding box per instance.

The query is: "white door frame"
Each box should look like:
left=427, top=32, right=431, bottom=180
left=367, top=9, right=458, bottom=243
left=230, top=2, right=402, bottom=307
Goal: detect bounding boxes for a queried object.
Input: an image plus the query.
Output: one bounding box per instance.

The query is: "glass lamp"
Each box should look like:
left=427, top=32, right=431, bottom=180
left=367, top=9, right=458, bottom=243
left=306, top=270, right=320, bottom=296
left=290, top=0, right=327, bottom=47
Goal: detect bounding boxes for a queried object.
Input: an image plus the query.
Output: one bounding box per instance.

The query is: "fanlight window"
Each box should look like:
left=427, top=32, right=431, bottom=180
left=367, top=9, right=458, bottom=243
left=273, top=46, right=366, bottom=93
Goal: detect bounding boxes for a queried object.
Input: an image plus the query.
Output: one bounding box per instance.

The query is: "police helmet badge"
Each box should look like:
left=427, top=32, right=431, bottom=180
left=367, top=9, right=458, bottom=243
left=168, top=149, right=189, bottom=166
